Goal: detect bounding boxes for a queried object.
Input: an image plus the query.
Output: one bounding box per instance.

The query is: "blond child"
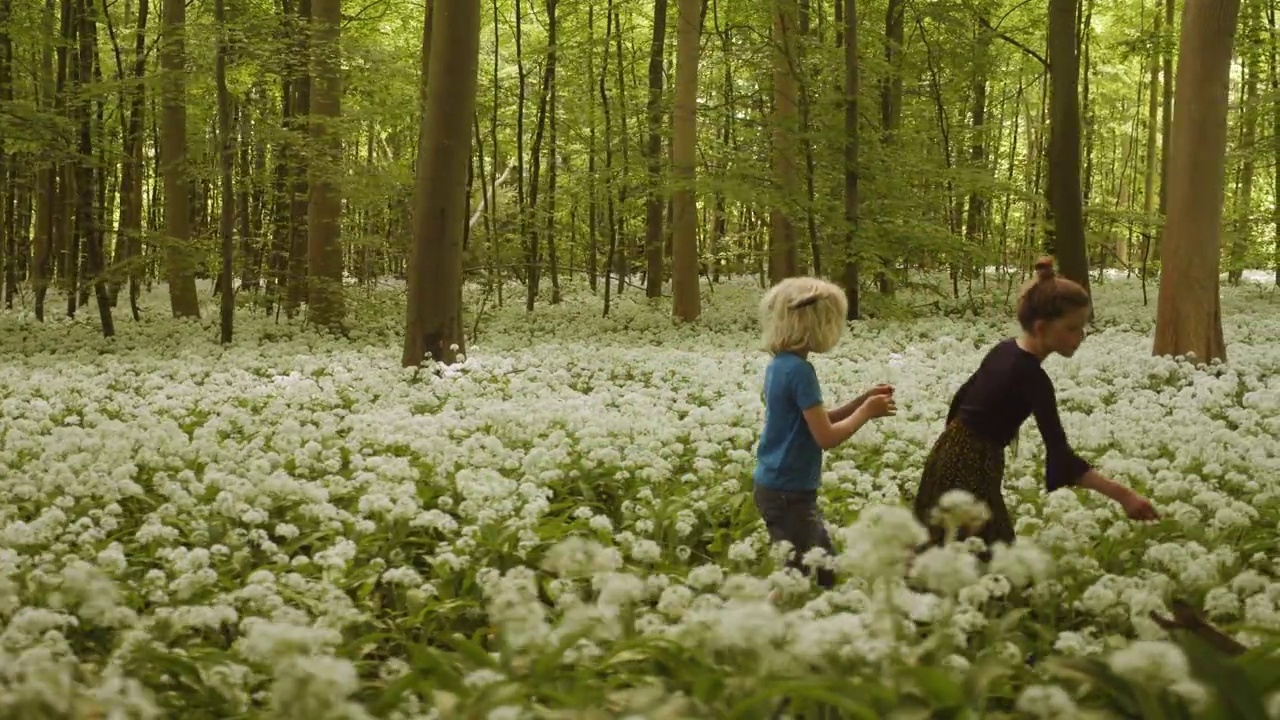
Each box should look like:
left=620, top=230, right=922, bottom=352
left=753, top=277, right=896, bottom=589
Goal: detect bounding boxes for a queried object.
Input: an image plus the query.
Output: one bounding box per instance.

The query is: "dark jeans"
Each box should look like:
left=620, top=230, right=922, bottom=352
left=753, top=485, right=836, bottom=589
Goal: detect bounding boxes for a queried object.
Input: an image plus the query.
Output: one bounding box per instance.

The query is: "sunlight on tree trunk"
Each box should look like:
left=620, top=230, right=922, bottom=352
left=403, top=0, right=479, bottom=367
left=1153, top=0, right=1239, bottom=364
left=671, top=0, right=701, bottom=322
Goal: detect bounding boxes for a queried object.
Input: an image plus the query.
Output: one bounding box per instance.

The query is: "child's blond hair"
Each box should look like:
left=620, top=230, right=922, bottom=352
left=760, top=277, right=849, bottom=354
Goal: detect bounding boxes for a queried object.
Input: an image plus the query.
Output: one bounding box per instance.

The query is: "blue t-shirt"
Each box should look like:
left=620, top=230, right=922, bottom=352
left=753, top=352, right=824, bottom=491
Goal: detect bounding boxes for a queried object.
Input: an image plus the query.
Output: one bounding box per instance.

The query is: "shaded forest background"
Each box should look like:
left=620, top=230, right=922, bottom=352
left=0, top=0, right=1273, bottom=358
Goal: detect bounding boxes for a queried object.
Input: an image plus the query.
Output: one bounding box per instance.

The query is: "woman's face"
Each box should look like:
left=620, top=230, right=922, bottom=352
left=1038, top=306, right=1090, bottom=357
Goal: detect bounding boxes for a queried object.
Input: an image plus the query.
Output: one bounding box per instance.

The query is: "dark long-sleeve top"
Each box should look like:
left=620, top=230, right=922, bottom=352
left=946, top=338, right=1092, bottom=492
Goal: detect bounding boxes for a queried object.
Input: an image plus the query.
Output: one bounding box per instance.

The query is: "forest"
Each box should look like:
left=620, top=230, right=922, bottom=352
left=0, top=0, right=1279, bottom=717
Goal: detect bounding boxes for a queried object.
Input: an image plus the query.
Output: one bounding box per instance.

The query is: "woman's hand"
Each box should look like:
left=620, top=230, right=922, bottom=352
left=1120, top=491, right=1159, bottom=521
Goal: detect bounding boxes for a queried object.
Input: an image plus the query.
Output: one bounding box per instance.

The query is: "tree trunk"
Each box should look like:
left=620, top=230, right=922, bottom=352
left=545, top=0, right=561, bottom=304
left=1045, top=0, right=1091, bottom=292
left=963, top=15, right=991, bottom=282
left=33, top=0, right=56, bottom=322
left=1156, top=0, right=1174, bottom=255
left=841, top=0, right=860, bottom=318
left=76, top=0, right=113, bottom=335
left=1152, top=0, right=1239, bottom=363
left=601, top=1, right=620, bottom=315
left=1140, top=0, right=1161, bottom=301
left=770, top=0, right=800, bottom=282
left=216, top=0, right=234, bottom=342
left=671, top=0, right=701, bottom=321
left=161, top=0, right=199, bottom=317
left=0, top=0, right=11, bottom=309
left=876, top=0, right=903, bottom=294
left=587, top=5, right=599, bottom=292
left=1270, top=0, right=1280, bottom=286
left=1228, top=0, right=1258, bottom=284
left=403, top=0, right=479, bottom=367
left=643, top=0, right=668, bottom=297
left=306, top=0, right=344, bottom=330
left=285, top=0, right=311, bottom=316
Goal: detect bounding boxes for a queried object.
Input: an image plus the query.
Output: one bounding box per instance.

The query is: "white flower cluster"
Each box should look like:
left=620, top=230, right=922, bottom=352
left=0, top=275, right=1275, bottom=716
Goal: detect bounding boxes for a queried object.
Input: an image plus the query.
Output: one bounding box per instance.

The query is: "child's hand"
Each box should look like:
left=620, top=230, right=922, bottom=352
left=865, top=384, right=895, bottom=398
left=861, top=393, right=897, bottom=419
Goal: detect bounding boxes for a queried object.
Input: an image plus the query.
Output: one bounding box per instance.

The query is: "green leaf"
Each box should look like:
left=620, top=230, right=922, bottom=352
left=1172, top=631, right=1270, bottom=720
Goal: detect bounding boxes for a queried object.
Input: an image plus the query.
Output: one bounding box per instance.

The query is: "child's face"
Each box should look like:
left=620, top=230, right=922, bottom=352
left=1038, top=306, right=1090, bottom=358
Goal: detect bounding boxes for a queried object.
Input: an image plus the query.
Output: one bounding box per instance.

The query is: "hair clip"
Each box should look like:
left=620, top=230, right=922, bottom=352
left=789, top=295, right=819, bottom=310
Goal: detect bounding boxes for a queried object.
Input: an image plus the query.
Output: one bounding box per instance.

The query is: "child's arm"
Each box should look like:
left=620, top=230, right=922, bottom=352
left=828, top=384, right=894, bottom=424
left=803, top=404, right=876, bottom=450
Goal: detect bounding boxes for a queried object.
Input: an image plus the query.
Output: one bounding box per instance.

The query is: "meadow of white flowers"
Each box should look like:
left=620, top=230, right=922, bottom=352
left=0, top=274, right=1277, bottom=719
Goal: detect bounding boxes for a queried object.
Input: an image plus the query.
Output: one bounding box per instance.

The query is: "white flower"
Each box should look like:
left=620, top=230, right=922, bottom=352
left=1015, top=684, right=1078, bottom=719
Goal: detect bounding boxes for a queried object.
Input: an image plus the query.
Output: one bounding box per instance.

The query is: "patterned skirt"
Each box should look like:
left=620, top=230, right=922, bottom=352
left=913, top=420, right=1013, bottom=559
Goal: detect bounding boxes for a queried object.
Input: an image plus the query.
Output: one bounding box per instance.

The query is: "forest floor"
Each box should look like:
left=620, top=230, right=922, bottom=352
left=0, top=272, right=1278, bottom=718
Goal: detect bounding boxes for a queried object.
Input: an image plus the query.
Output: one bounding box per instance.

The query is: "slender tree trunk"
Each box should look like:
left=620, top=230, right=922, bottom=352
left=644, top=0, right=669, bottom=297
left=1152, top=0, right=1238, bottom=363
left=1156, top=0, right=1174, bottom=256
left=876, top=0, right=903, bottom=293
left=75, top=0, right=113, bottom=334
left=770, top=0, right=800, bottom=282
left=841, top=0, right=860, bottom=318
left=546, top=0, right=561, bottom=304
left=403, top=0, right=480, bottom=366
left=963, top=15, right=991, bottom=283
left=1140, top=0, right=1162, bottom=302
left=0, top=0, right=11, bottom=309
left=612, top=7, right=632, bottom=290
left=526, top=26, right=552, bottom=311
left=216, top=0, right=234, bottom=342
left=1228, top=0, right=1258, bottom=284
left=33, top=0, right=56, bottom=321
left=587, top=5, right=599, bottom=292
left=671, top=0, right=701, bottom=321
left=1046, top=0, right=1091, bottom=292
left=602, top=0, right=619, bottom=315
left=1270, top=0, right=1280, bottom=286
left=799, top=0, right=820, bottom=276
left=285, top=0, right=311, bottom=316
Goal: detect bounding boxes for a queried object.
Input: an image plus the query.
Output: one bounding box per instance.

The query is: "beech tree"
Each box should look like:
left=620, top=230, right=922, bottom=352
left=1152, top=0, right=1239, bottom=363
left=402, top=0, right=480, bottom=367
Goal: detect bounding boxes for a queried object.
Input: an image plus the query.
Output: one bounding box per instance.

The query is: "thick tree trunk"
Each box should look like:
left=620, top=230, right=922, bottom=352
left=161, top=0, right=199, bottom=317
left=402, top=0, right=479, bottom=366
left=306, top=0, right=345, bottom=330
left=1152, top=0, right=1239, bottom=363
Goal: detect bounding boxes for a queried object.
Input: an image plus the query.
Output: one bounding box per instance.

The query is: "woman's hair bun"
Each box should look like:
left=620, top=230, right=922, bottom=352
left=1033, top=256, right=1056, bottom=281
